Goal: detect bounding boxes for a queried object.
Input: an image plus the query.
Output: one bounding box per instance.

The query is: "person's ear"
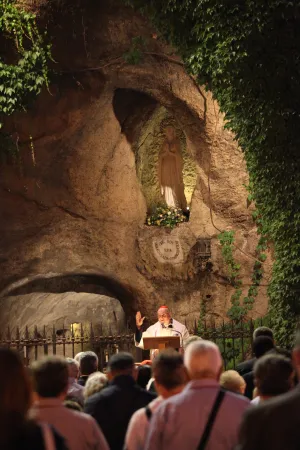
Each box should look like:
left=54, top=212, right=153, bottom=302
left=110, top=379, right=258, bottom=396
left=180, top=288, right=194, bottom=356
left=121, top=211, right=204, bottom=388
left=154, top=381, right=165, bottom=397
left=240, top=383, right=246, bottom=395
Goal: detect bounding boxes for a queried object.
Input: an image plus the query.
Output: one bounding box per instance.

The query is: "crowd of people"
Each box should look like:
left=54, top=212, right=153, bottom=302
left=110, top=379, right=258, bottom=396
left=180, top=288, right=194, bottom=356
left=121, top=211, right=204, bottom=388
left=1, top=326, right=300, bottom=450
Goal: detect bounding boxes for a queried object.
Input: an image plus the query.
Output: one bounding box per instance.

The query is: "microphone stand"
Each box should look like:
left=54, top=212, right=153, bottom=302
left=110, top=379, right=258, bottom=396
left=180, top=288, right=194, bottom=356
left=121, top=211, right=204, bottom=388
left=167, top=324, right=183, bottom=348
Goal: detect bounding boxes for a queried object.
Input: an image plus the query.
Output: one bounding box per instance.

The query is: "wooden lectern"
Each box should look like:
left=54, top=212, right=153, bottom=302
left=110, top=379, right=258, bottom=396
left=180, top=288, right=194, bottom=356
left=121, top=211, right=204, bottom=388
left=143, top=336, right=181, bottom=352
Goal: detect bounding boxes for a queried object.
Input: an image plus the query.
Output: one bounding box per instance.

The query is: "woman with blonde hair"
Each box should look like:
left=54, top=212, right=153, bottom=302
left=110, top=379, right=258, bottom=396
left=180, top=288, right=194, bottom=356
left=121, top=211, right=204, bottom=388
left=0, top=347, right=66, bottom=450
left=84, top=371, right=108, bottom=400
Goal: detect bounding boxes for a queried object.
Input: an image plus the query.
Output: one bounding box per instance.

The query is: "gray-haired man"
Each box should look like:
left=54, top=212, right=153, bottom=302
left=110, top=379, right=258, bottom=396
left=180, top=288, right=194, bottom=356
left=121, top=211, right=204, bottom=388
left=145, top=340, right=249, bottom=450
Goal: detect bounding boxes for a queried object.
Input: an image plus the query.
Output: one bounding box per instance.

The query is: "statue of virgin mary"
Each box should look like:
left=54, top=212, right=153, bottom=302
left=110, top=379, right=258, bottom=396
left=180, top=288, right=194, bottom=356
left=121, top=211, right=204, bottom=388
left=158, top=126, right=187, bottom=210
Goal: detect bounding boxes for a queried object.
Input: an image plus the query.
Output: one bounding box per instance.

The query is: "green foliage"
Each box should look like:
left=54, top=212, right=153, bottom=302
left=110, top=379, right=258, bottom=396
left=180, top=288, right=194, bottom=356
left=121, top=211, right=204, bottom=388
left=218, top=230, right=255, bottom=321
left=146, top=206, right=188, bottom=228
left=0, top=0, right=51, bottom=127
left=126, top=0, right=300, bottom=345
left=218, top=231, right=241, bottom=284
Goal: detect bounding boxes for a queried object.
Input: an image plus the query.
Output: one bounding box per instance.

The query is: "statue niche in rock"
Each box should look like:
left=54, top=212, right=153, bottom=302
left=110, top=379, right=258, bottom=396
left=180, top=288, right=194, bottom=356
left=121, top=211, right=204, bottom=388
left=159, top=126, right=187, bottom=210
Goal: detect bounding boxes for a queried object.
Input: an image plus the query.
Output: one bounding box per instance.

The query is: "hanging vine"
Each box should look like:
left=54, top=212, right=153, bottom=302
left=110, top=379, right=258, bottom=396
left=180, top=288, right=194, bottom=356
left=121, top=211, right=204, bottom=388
left=0, top=0, right=51, bottom=128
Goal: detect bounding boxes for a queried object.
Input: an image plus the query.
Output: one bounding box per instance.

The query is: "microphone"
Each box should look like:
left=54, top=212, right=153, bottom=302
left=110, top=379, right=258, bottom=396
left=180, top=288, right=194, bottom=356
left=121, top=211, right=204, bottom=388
left=168, top=324, right=183, bottom=347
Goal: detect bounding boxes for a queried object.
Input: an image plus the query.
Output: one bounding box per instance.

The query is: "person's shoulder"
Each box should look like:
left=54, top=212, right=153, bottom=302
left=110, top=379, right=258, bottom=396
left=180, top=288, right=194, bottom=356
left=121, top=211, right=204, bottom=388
left=65, top=408, right=102, bottom=428
left=135, top=384, right=157, bottom=400
left=129, top=405, right=148, bottom=424
left=22, top=421, right=67, bottom=450
left=146, top=322, right=159, bottom=332
left=222, top=390, right=250, bottom=416
left=243, top=371, right=253, bottom=381
left=148, top=391, right=181, bottom=419
left=173, top=318, right=183, bottom=326
left=244, top=388, right=300, bottom=428
left=224, top=389, right=250, bottom=405
left=173, top=319, right=187, bottom=329
left=84, top=385, right=114, bottom=407
left=236, top=358, right=255, bottom=375
left=257, top=387, right=300, bottom=414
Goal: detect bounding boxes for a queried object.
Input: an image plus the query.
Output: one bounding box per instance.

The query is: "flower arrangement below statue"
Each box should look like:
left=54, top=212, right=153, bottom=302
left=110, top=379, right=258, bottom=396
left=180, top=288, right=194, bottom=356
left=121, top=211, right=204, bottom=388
left=146, top=206, right=189, bottom=229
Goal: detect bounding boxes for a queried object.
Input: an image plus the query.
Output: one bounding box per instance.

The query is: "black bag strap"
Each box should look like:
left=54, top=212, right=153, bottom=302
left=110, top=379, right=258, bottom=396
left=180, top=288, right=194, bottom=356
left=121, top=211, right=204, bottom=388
left=145, top=405, right=152, bottom=420
left=197, top=389, right=226, bottom=450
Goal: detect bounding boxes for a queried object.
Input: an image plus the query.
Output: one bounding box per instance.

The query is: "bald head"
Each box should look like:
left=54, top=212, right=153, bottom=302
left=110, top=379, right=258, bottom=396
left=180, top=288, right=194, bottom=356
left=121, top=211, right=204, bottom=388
left=184, top=340, right=223, bottom=380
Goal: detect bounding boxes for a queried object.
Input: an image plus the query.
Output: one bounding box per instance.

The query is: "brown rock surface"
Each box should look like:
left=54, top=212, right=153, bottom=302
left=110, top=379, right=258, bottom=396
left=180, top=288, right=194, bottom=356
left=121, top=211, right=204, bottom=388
left=0, top=0, right=271, bottom=329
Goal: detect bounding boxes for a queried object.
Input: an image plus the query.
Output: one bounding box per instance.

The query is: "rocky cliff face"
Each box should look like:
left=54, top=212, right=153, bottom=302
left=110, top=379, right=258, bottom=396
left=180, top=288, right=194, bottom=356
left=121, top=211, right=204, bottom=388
left=0, top=0, right=271, bottom=331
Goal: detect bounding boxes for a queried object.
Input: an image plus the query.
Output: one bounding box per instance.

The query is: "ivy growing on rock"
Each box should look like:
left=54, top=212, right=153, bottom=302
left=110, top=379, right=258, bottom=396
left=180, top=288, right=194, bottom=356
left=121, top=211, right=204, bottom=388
left=126, top=0, right=300, bottom=346
left=218, top=223, right=267, bottom=322
left=0, top=0, right=51, bottom=127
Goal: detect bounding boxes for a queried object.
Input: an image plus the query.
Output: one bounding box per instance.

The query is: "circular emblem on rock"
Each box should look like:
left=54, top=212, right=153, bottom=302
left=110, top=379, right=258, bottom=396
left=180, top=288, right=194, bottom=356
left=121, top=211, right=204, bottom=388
left=152, top=238, right=184, bottom=264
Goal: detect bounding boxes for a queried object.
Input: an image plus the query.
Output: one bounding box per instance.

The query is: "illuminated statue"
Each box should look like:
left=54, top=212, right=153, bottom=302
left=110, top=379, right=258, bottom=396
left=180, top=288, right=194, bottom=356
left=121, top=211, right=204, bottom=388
left=159, top=126, right=187, bottom=210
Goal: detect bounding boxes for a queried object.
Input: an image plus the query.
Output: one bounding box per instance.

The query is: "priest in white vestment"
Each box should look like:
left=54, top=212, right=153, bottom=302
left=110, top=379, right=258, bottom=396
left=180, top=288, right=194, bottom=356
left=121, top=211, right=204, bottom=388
left=134, top=306, right=189, bottom=359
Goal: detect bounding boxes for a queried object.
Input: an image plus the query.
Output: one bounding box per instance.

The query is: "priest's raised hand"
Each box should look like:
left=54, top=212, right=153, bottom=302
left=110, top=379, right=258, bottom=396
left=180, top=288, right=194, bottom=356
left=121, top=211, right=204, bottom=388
left=136, top=311, right=145, bottom=330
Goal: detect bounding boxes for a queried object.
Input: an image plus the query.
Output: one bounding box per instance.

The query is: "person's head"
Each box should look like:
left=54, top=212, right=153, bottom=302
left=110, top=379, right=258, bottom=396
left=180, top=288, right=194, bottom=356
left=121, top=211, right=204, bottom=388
left=157, top=306, right=172, bottom=326
left=253, top=326, right=274, bottom=342
left=254, top=354, right=294, bottom=399
left=137, top=365, right=152, bottom=389
left=152, top=350, right=187, bottom=398
left=183, top=335, right=203, bottom=351
left=107, top=352, right=135, bottom=381
left=66, top=358, right=79, bottom=380
left=32, top=356, right=69, bottom=400
left=79, top=351, right=98, bottom=377
left=253, top=336, right=274, bottom=358
left=0, top=348, right=32, bottom=419
left=64, top=400, right=83, bottom=412
left=184, top=340, right=223, bottom=381
left=220, top=370, right=246, bottom=395
left=74, top=352, right=85, bottom=364
left=84, top=372, right=108, bottom=399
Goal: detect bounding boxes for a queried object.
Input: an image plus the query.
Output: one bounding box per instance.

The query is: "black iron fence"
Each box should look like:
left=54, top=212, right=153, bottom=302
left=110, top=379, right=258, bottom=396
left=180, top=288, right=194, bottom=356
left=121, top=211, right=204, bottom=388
left=197, top=316, right=273, bottom=369
left=0, top=317, right=271, bottom=370
left=0, top=323, right=135, bottom=370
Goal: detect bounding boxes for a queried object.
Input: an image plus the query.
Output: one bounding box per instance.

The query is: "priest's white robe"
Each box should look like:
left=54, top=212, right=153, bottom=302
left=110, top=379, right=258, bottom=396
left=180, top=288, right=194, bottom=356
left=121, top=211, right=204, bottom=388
left=135, top=319, right=189, bottom=359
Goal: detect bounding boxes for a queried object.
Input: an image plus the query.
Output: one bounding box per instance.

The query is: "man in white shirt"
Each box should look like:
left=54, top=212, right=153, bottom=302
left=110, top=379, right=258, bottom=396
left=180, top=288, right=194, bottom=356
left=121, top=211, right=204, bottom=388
left=135, top=306, right=189, bottom=359
left=125, top=350, right=187, bottom=450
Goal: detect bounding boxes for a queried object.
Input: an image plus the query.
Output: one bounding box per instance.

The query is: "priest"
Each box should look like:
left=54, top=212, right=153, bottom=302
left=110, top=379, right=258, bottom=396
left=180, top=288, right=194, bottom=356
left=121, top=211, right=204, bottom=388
left=135, top=306, right=190, bottom=359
